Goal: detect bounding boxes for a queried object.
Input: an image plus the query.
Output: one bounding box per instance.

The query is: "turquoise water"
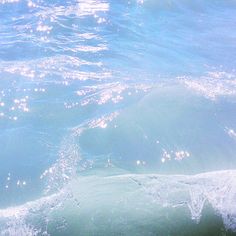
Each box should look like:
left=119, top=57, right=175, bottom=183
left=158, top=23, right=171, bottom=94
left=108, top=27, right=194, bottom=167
left=0, top=0, right=236, bottom=235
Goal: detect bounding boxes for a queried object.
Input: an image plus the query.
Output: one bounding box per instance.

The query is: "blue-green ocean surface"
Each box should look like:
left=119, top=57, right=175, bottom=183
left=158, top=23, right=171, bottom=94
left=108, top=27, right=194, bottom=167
left=0, top=0, right=236, bottom=235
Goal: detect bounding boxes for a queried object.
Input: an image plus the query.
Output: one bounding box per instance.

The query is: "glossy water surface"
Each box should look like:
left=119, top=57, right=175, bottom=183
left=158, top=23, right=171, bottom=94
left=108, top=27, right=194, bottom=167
left=0, top=0, right=236, bottom=235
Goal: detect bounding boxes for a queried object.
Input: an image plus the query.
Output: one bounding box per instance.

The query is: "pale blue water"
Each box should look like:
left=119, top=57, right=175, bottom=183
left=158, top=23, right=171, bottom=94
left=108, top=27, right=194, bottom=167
left=0, top=0, right=236, bottom=235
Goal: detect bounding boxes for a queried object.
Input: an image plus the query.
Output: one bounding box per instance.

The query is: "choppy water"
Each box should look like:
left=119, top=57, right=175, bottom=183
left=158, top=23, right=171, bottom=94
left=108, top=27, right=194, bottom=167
left=0, top=0, right=236, bottom=235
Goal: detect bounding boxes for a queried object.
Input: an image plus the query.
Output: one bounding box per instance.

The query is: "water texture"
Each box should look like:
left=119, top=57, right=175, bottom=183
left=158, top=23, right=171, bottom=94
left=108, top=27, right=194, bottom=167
left=0, top=0, right=236, bottom=235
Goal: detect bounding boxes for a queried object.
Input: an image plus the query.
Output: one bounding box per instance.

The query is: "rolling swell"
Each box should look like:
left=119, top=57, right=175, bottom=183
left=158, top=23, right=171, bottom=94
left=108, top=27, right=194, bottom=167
left=0, top=170, right=236, bottom=235
left=0, top=0, right=236, bottom=235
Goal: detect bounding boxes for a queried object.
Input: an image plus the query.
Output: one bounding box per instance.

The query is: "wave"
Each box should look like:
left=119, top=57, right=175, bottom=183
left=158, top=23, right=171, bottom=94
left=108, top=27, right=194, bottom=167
left=0, top=105, right=235, bottom=234
left=0, top=0, right=235, bottom=234
left=0, top=170, right=236, bottom=235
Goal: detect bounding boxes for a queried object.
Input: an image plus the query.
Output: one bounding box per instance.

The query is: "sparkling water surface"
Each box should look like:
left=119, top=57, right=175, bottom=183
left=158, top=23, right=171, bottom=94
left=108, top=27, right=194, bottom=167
left=0, top=0, right=236, bottom=235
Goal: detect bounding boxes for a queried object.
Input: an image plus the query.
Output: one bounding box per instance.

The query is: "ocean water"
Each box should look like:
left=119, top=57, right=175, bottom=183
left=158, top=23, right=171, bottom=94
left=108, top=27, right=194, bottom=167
left=0, top=0, right=236, bottom=235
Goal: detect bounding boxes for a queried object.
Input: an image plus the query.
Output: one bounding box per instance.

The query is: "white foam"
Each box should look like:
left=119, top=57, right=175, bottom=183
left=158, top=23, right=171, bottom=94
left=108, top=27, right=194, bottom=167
left=0, top=188, right=71, bottom=236
left=0, top=129, right=81, bottom=235
left=123, top=170, right=236, bottom=231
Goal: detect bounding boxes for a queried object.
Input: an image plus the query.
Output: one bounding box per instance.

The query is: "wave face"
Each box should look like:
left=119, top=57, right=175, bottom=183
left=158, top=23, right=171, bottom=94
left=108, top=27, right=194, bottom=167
left=0, top=0, right=236, bottom=235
